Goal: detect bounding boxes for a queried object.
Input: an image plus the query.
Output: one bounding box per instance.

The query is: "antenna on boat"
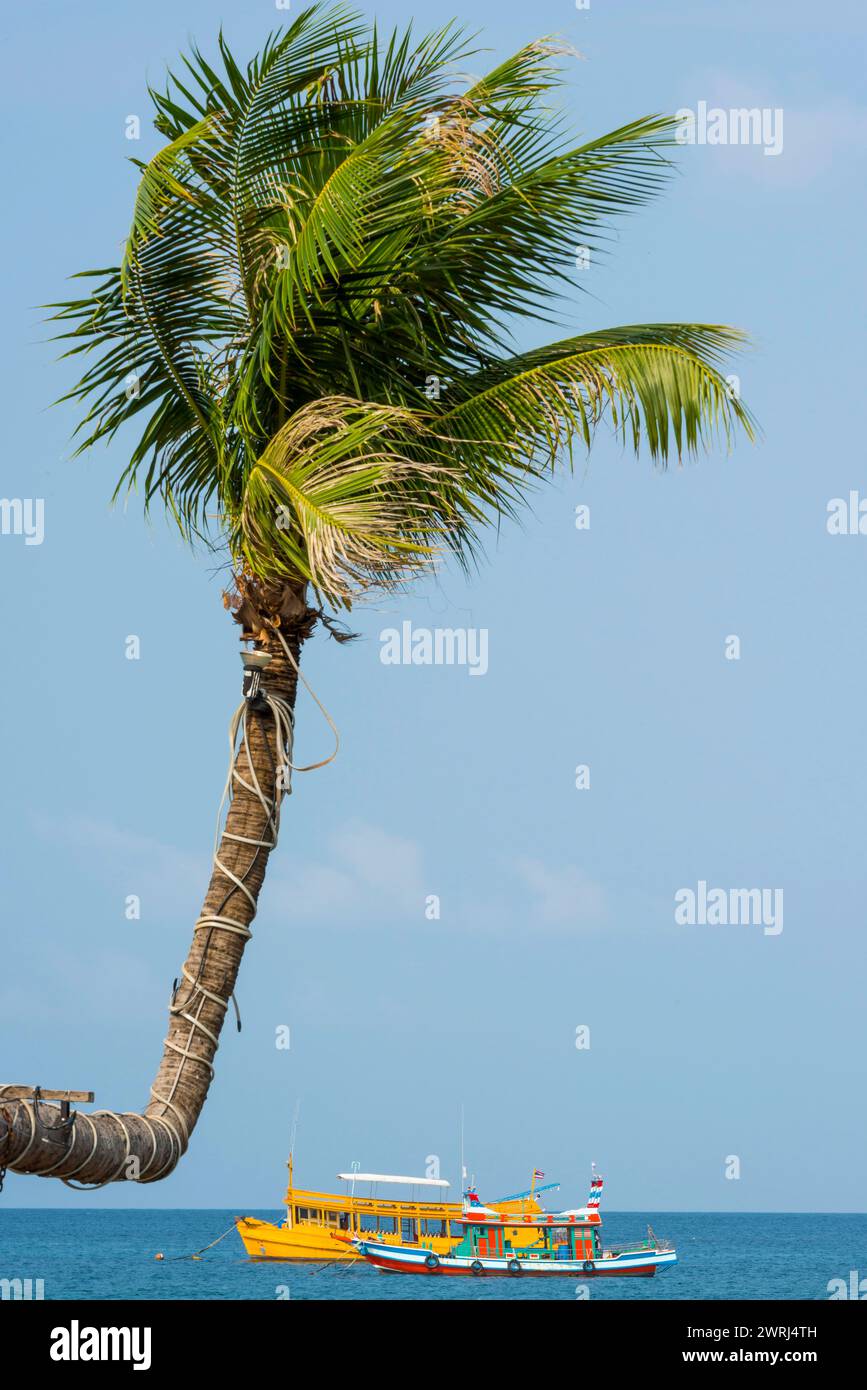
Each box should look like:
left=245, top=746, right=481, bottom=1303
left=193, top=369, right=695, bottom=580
left=459, top=1103, right=466, bottom=1197
left=288, top=1100, right=301, bottom=1183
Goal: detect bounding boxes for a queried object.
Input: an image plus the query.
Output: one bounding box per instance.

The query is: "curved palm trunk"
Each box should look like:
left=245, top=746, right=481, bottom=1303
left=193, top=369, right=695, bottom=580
left=0, top=615, right=309, bottom=1188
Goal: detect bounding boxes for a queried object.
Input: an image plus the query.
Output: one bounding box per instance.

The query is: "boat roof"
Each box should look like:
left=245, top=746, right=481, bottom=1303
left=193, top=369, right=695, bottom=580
left=337, top=1172, right=450, bottom=1188
left=461, top=1208, right=600, bottom=1225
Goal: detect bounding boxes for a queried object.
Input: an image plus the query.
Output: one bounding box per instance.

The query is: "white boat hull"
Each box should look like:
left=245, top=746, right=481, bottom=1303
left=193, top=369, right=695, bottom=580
left=353, top=1238, right=677, bottom=1278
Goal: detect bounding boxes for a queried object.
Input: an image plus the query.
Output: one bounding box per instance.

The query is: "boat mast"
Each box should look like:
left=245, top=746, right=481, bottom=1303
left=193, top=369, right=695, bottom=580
left=287, top=1100, right=301, bottom=1205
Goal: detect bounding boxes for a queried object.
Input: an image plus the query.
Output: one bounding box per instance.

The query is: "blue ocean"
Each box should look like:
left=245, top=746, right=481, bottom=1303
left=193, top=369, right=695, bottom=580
left=1, top=1211, right=863, bottom=1300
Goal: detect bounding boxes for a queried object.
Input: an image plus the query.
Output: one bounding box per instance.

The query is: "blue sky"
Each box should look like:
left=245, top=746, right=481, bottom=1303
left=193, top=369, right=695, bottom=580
left=1, top=0, right=865, bottom=1212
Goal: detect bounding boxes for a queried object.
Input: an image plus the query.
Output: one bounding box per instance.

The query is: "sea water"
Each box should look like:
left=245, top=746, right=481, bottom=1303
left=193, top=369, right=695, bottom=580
left=0, top=1210, right=863, bottom=1301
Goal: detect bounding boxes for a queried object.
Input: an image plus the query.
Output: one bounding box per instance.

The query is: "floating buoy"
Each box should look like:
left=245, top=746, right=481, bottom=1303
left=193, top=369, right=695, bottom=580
left=157, top=1221, right=238, bottom=1263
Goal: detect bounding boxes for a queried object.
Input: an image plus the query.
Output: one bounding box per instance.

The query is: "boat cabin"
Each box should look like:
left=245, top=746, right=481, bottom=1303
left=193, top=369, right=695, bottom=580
left=456, top=1205, right=603, bottom=1263
left=286, top=1171, right=460, bottom=1243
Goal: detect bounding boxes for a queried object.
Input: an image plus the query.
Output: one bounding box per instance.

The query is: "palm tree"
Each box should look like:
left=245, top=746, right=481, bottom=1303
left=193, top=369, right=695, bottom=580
left=0, top=4, right=752, bottom=1188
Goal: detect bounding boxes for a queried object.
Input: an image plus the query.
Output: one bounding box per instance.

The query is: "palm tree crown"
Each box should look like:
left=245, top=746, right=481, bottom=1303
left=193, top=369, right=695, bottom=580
left=52, top=2, right=753, bottom=610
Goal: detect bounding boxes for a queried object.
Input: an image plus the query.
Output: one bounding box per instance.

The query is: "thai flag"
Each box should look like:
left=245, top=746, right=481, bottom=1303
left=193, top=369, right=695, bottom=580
left=587, top=1173, right=604, bottom=1208
left=532, top=1169, right=545, bottom=1180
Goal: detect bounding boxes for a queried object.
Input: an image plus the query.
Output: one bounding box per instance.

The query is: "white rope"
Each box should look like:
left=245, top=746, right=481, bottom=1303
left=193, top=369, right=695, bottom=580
left=147, top=625, right=338, bottom=1155
left=270, top=622, right=340, bottom=773
left=59, top=1112, right=99, bottom=1181
left=140, top=1117, right=183, bottom=1184
left=67, top=1112, right=132, bottom=1187
left=9, top=1098, right=37, bottom=1164
left=3, top=627, right=339, bottom=1190
left=148, top=683, right=295, bottom=1128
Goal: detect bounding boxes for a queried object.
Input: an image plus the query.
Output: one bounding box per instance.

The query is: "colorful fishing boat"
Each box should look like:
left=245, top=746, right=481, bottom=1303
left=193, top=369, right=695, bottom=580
left=348, top=1170, right=677, bottom=1278
left=235, top=1155, right=551, bottom=1262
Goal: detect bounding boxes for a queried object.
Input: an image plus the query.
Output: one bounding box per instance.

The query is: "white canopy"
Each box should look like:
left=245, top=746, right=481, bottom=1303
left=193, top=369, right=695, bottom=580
left=337, top=1172, right=450, bottom=1188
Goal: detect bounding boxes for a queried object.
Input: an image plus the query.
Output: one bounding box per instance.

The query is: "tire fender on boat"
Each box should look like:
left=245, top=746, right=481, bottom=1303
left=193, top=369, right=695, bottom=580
left=470, top=1260, right=484, bottom=1276
left=583, top=1260, right=595, bottom=1273
left=507, top=1259, right=522, bottom=1275
left=424, top=1253, right=440, bottom=1270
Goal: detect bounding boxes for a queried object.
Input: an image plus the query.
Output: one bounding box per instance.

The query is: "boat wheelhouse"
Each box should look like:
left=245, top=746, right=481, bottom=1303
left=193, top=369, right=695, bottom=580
left=350, top=1171, right=677, bottom=1278
left=235, top=1158, right=547, bottom=1262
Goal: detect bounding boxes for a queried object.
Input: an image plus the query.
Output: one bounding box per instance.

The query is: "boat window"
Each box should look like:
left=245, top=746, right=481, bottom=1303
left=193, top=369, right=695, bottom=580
left=295, top=1207, right=322, bottom=1224
left=357, top=1214, right=396, bottom=1234
left=400, top=1218, right=418, bottom=1244
left=449, top=1221, right=463, bottom=1237
left=421, top=1219, right=447, bottom=1237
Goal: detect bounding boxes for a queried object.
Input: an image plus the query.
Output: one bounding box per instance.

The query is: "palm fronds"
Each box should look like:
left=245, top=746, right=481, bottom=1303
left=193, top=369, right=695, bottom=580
left=237, top=396, right=461, bottom=603
left=51, top=2, right=754, bottom=605
left=440, top=325, right=755, bottom=472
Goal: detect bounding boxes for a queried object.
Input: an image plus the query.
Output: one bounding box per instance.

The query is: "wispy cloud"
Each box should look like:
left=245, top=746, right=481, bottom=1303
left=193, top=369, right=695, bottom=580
left=271, top=823, right=608, bottom=933
left=269, top=820, right=425, bottom=922
left=513, top=857, right=608, bottom=929
left=777, top=99, right=867, bottom=183
left=32, top=813, right=206, bottom=921
left=676, top=70, right=867, bottom=184
left=32, top=811, right=609, bottom=935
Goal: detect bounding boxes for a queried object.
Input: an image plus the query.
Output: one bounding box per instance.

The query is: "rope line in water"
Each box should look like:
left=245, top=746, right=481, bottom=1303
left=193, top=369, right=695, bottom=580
left=159, top=1220, right=240, bottom=1262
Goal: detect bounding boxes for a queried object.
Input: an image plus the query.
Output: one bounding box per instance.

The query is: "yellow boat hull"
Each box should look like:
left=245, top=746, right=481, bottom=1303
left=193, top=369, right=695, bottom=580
left=235, top=1216, right=455, bottom=1263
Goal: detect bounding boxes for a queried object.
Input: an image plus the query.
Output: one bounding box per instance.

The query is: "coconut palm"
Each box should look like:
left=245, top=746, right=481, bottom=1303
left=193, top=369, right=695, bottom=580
left=0, top=4, right=752, bottom=1187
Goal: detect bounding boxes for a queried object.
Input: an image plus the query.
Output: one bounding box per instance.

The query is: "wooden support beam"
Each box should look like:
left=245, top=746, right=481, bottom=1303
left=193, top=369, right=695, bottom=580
left=0, top=1087, right=94, bottom=1103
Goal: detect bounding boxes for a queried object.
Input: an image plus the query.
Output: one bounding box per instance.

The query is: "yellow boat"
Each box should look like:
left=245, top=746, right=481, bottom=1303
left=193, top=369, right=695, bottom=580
left=236, top=1158, right=545, bottom=1263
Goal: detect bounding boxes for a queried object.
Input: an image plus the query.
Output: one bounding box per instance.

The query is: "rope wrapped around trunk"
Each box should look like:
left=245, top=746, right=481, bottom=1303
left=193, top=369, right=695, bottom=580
left=0, top=625, right=338, bottom=1189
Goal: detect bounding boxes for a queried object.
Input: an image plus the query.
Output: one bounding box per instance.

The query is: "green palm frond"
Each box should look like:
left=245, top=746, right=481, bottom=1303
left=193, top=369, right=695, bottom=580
left=121, top=118, right=218, bottom=293
left=50, top=3, right=755, bottom=605
left=440, top=325, right=755, bottom=473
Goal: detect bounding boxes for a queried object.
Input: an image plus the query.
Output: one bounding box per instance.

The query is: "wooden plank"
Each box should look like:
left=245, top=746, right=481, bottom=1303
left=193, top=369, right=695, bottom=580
left=0, top=1086, right=94, bottom=1103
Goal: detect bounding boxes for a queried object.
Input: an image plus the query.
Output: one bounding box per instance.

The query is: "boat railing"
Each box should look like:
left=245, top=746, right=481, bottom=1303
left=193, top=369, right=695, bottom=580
left=603, top=1236, right=674, bottom=1256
